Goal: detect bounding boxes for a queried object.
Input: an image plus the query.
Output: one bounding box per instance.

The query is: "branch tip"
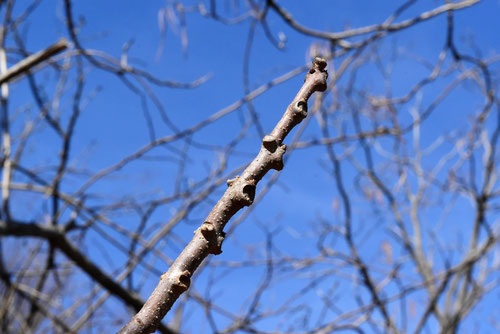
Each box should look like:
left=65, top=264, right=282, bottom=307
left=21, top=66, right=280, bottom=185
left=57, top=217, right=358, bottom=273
left=305, top=57, right=328, bottom=92
left=313, top=56, right=327, bottom=71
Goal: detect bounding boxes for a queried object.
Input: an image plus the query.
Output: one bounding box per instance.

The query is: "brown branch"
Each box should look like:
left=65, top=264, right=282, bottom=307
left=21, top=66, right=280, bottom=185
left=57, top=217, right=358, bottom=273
left=0, top=38, right=68, bottom=85
left=117, top=57, right=328, bottom=334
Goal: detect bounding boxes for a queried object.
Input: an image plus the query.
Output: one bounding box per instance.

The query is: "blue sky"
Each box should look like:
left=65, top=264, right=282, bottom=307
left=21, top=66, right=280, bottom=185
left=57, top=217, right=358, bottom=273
left=4, top=0, right=500, bottom=333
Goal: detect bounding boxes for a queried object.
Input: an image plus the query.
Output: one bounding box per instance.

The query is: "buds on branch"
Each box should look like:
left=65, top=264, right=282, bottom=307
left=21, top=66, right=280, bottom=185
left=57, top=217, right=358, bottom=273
left=118, top=57, right=328, bottom=334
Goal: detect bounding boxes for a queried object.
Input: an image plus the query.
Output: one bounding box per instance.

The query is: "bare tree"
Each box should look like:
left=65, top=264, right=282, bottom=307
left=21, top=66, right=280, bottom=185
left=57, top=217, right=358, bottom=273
left=1, top=0, right=499, bottom=333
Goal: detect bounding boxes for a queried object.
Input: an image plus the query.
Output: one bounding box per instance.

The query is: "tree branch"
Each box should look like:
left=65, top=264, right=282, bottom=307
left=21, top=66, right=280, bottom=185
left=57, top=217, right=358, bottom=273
left=0, top=38, right=68, bottom=85
left=118, top=57, right=328, bottom=334
left=0, top=219, right=176, bottom=334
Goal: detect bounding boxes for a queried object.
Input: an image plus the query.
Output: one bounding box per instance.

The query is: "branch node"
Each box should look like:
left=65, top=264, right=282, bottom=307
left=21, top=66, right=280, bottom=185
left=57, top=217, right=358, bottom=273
left=269, top=145, right=286, bottom=171
left=228, top=177, right=256, bottom=206
left=175, top=270, right=191, bottom=291
left=262, top=135, right=278, bottom=151
left=293, top=99, right=308, bottom=120
left=212, top=231, right=225, bottom=255
left=240, top=182, right=256, bottom=206
left=201, top=221, right=225, bottom=254
left=200, top=221, right=216, bottom=239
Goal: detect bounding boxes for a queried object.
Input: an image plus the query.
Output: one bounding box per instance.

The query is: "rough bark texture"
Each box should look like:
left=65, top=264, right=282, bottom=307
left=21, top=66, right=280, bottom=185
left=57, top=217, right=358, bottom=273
left=118, top=57, right=328, bottom=334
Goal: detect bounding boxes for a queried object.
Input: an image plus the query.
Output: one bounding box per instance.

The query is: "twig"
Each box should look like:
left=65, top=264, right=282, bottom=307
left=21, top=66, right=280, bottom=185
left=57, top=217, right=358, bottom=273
left=118, top=57, right=328, bottom=334
left=0, top=38, right=68, bottom=85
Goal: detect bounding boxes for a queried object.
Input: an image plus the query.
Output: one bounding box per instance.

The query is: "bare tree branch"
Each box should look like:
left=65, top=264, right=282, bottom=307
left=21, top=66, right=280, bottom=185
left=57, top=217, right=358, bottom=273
left=118, top=57, right=328, bottom=334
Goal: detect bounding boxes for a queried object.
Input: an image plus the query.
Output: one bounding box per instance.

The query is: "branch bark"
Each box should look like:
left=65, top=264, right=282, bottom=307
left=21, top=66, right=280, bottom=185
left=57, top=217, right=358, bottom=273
left=0, top=38, right=68, bottom=85
left=118, top=57, right=328, bottom=334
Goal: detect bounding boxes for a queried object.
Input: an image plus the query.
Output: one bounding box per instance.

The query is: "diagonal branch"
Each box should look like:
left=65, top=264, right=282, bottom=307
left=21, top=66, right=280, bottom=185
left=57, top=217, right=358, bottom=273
left=0, top=38, right=68, bottom=85
left=118, top=57, right=328, bottom=334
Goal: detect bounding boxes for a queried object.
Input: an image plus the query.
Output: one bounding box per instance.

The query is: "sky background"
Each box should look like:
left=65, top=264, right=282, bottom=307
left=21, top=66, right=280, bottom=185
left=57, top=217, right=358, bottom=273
left=4, top=0, right=500, bottom=333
